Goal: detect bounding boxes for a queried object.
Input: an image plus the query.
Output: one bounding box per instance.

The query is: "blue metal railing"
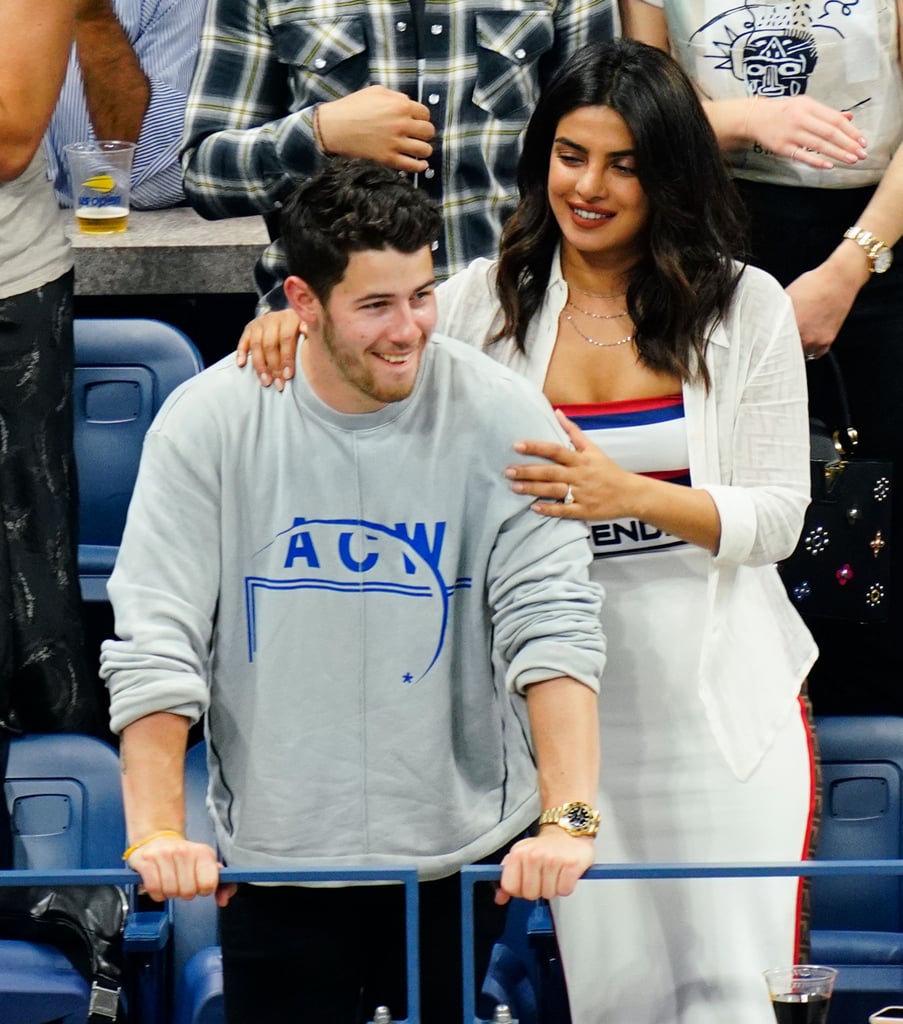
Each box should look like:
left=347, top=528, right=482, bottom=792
left=5, top=859, right=903, bottom=1023
left=461, top=859, right=903, bottom=1024
left=0, top=865, right=420, bottom=1024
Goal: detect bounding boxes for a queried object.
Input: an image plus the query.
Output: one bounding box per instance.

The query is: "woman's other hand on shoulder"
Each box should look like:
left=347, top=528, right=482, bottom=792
left=236, top=309, right=304, bottom=390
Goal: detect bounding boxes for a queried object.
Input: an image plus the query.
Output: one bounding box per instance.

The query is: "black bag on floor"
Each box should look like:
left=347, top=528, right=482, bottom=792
left=780, top=352, right=893, bottom=623
left=0, top=883, right=126, bottom=1022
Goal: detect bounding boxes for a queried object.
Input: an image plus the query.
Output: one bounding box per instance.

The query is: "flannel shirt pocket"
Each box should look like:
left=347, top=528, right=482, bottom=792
left=271, top=15, right=369, bottom=100
left=473, top=10, right=554, bottom=121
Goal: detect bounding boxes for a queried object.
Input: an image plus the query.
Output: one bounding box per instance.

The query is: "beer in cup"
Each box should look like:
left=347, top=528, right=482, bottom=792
left=64, top=141, right=136, bottom=234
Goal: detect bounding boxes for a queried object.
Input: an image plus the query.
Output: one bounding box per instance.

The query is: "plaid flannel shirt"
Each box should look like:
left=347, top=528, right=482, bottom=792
left=181, top=0, right=612, bottom=307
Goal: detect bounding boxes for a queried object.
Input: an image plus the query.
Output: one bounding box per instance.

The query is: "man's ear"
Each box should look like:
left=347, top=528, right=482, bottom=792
left=284, top=275, right=322, bottom=326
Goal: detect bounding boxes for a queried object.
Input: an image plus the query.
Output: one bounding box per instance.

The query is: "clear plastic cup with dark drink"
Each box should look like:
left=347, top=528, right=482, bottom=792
left=763, top=966, right=838, bottom=1024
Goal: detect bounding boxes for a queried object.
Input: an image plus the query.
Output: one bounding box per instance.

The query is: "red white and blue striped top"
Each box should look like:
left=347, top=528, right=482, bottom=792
left=557, top=395, right=691, bottom=560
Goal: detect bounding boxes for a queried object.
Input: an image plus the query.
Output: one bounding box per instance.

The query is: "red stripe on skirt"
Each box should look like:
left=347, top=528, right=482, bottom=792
left=793, top=694, right=819, bottom=961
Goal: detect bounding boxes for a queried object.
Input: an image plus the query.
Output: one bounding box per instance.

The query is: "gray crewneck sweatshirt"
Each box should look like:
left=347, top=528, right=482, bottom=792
left=102, top=334, right=605, bottom=879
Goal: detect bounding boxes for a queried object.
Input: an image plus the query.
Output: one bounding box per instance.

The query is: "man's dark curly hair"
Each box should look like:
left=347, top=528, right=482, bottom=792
left=280, top=158, right=442, bottom=301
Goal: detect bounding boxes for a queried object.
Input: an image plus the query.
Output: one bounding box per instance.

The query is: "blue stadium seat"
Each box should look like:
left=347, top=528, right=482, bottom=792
left=481, top=897, right=573, bottom=1024
left=73, top=318, right=203, bottom=601
left=175, top=946, right=223, bottom=1024
left=481, top=896, right=574, bottom=1024
left=0, top=734, right=126, bottom=1023
left=811, top=715, right=903, bottom=1018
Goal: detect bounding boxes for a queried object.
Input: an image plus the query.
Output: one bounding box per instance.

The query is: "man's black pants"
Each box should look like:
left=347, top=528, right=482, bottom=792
left=220, top=860, right=509, bottom=1024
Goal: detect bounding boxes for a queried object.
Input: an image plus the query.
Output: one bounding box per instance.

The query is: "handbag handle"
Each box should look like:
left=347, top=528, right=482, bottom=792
left=822, top=351, right=859, bottom=456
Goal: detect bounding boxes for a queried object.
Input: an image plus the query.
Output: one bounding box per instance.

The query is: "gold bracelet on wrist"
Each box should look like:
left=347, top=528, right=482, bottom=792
left=122, top=829, right=184, bottom=861
left=843, top=225, right=894, bottom=275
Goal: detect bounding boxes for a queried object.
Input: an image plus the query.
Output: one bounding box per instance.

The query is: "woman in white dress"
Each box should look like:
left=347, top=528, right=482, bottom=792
left=237, top=39, right=818, bottom=1023
left=446, top=39, right=817, bottom=1023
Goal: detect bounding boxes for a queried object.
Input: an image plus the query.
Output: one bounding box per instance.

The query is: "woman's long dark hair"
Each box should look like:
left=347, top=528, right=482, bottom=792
left=495, top=38, right=747, bottom=386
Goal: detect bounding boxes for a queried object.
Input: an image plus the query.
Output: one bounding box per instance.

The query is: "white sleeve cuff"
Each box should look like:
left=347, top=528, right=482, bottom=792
left=705, top=483, right=758, bottom=565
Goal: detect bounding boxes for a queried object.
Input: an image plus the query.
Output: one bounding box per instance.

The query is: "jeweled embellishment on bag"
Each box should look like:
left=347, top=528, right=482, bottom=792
left=792, top=581, right=812, bottom=602
left=846, top=504, right=862, bottom=524
left=866, top=583, right=886, bottom=607
left=804, top=526, right=830, bottom=554
left=875, top=478, right=891, bottom=502
left=870, top=530, right=886, bottom=557
left=835, top=563, right=854, bottom=586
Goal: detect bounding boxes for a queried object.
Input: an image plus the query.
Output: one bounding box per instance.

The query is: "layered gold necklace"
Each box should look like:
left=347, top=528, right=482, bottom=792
left=562, top=284, right=633, bottom=349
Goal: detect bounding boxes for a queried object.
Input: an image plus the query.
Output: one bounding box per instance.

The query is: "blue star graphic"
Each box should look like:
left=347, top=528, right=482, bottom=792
left=402, top=672, right=414, bottom=684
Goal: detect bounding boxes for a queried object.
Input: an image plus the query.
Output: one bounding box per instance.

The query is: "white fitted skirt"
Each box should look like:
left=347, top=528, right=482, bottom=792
left=553, top=542, right=816, bottom=1024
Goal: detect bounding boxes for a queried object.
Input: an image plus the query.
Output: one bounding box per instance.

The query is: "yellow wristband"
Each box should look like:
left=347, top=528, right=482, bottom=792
left=122, top=829, right=184, bottom=861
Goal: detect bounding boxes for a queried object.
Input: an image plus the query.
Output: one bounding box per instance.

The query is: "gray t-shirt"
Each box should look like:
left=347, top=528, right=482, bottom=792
left=0, top=149, right=71, bottom=298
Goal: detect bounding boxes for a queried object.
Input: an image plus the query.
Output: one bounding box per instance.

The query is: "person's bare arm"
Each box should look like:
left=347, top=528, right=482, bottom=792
left=497, top=677, right=599, bottom=903
left=120, top=711, right=230, bottom=904
left=788, top=140, right=903, bottom=356
left=316, top=86, right=435, bottom=173
left=618, top=0, right=670, bottom=50
left=735, top=0, right=903, bottom=356
left=0, top=0, right=74, bottom=180
left=75, top=0, right=150, bottom=142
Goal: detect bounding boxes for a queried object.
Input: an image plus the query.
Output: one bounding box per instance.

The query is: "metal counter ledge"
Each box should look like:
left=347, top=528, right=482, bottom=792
left=65, top=206, right=270, bottom=296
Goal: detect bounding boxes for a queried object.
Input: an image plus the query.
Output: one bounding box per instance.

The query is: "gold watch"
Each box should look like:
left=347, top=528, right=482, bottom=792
left=538, top=801, right=600, bottom=838
left=843, top=226, right=894, bottom=274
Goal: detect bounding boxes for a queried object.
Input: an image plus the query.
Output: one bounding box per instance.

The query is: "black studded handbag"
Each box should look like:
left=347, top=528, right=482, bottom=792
left=780, top=352, right=892, bottom=623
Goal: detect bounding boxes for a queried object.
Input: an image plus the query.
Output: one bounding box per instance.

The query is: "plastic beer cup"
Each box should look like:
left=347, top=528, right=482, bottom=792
left=64, top=141, right=136, bottom=234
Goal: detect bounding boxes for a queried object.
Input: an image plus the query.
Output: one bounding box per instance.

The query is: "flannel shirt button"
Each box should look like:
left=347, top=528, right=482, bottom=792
left=424, top=168, right=435, bottom=179
left=514, top=47, right=526, bottom=59
left=430, top=23, right=443, bottom=34
left=396, top=20, right=407, bottom=30
left=428, top=93, right=440, bottom=104
left=314, top=58, right=327, bottom=69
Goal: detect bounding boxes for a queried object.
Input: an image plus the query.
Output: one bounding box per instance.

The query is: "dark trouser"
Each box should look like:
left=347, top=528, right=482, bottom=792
left=219, top=855, right=509, bottom=1024
left=0, top=270, right=98, bottom=736
left=736, top=179, right=903, bottom=716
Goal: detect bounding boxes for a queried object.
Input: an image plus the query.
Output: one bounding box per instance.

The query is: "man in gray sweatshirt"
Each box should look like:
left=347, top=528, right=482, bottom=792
left=102, top=158, right=605, bottom=1024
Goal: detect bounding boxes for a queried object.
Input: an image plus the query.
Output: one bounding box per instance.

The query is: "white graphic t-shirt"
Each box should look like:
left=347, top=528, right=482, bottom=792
left=648, top=0, right=902, bottom=187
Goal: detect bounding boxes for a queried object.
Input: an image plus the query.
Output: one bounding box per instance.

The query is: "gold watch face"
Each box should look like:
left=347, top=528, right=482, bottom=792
left=846, top=228, right=894, bottom=274
left=872, top=246, right=894, bottom=274
left=561, top=801, right=600, bottom=836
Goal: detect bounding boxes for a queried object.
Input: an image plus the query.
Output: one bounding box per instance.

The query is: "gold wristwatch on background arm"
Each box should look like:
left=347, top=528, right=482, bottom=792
left=843, top=225, right=894, bottom=274
left=539, top=801, right=601, bottom=838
